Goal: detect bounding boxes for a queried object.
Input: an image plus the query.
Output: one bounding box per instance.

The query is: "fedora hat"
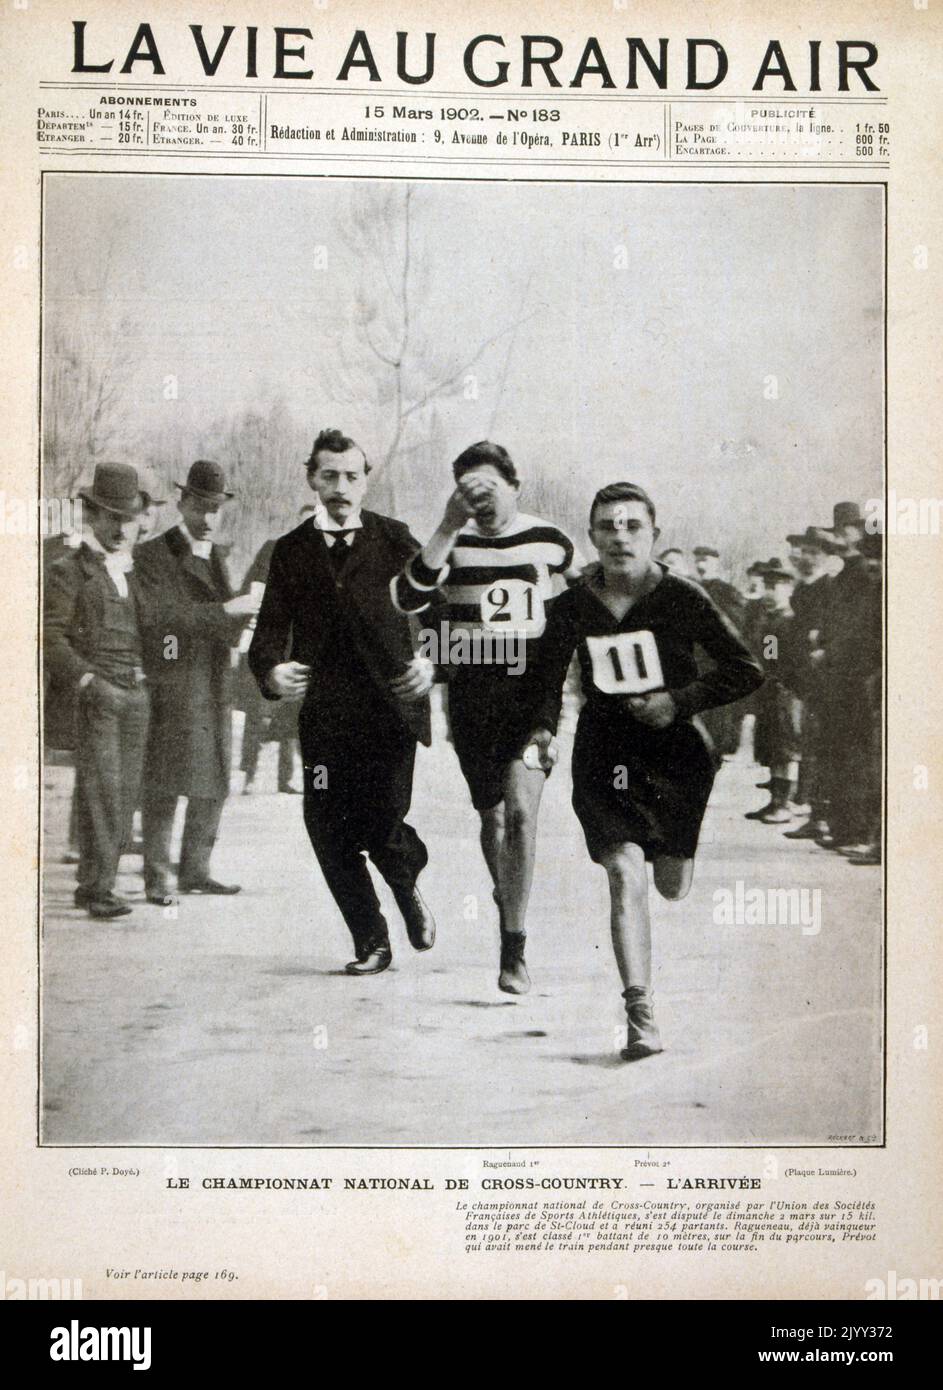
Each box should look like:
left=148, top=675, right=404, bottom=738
left=692, top=545, right=719, bottom=558
left=77, top=462, right=145, bottom=518
left=176, top=460, right=234, bottom=503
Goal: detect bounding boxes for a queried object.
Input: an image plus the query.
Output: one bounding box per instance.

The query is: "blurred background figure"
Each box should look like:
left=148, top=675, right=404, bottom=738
left=44, top=463, right=150, bottom=919
left=744, top=560, right=803, bottom=824
left=817, top=503, right=880, bottom=856
left=135, top=460, right=260, bottom=903
left=782, top=526, right=841, bottom=843
left=692, top=545, right=747, bottom=760
left=237, top=505, right=313, bottom=795
left=657, top=547, right=689, bottom=577
left=845, top=530, right=883, bottom=865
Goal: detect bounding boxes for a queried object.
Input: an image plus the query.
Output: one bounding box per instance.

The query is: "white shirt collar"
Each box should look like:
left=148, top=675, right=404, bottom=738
left=178, top=521, right=213, bottom=560
left=83, top=531, right=133, bottom=594
left=311, top=500, right=363, bottom=535
left=84, top=530, right=133, bottom=571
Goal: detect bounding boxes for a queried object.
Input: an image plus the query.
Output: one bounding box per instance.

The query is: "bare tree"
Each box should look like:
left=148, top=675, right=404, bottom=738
left=323, top=185, right=539, bottom=514
left=42, top=319, right=133, bottom=498
left=41, top=231, right=135, bottom=499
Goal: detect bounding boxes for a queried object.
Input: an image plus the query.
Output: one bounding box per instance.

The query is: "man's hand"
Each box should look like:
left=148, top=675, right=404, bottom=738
left=625, top=691, right=677, bottom=729
left=267, top=661, right=311, bottom=698
left=391, top=656, right=435, bottom=704
left=441, top=484, right=479, bottom=533
left=522, top=728, right=559, bottom=773
left=224, top=591, right=262, bottom=619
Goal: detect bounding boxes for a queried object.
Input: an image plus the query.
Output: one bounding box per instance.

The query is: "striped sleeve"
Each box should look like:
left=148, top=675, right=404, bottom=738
left=390, top=552, right=451, bottom=615
left=547, top=527, right=575, bottom=575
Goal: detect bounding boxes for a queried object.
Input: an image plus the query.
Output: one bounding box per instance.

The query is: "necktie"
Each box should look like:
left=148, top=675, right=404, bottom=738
left=327, top=531, right=354, bottom=572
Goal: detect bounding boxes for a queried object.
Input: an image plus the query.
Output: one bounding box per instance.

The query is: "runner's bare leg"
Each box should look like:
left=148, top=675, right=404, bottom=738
left=600, top=843, right=652, bottom=988
left=496, top=758, right=546, bottom=935
left=478, top=804, right=504, bottom=897
left=652, top=855, right=694, bottom=901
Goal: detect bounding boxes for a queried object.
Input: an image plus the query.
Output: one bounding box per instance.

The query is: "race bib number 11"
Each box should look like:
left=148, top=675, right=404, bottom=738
left=586, top=630, right=664, bottom=695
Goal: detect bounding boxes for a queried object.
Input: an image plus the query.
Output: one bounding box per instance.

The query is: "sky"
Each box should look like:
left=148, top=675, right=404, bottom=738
left=43, top=174, right=883, bottom=558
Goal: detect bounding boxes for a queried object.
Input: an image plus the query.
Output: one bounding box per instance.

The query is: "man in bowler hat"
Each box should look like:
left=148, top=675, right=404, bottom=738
left=134, top=460, right=260, bottom=902
left=44, top=463, right=150, bottom=919
left=248, top=428, right=436, bottom=976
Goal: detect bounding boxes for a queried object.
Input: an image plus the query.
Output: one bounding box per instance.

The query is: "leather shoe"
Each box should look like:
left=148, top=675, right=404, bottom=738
left=87, top=894, right=132, bottom=920
left=498, top=931, right=530, bottom=995
left=75, top=886, right=128, bottom=910
left=345, top=945, right=392, bottom=976
left=178, top=878, right=241, bottom=895
left=620, top=987, right=664, bottom=1060
left=395, top=885, right=436, bottom=951
left=146, top=892, right=178, bottom=907
left=783, top=819, right=829, bottom=840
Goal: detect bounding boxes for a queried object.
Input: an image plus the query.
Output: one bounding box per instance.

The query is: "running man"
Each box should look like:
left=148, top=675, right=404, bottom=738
left=518, top=482, right=764, bottom=1058
left=392, top=441, right=581, bottom=995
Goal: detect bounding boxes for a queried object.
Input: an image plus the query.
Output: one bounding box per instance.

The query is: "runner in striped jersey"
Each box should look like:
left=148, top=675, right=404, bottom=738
left=392, top=441, right=582, bottom=995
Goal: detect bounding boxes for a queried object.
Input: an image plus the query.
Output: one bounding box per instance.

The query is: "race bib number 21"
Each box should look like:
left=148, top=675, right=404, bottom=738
left=480, top=580, right=545, bottom=636
left=586, top=630, right=664, bottom=695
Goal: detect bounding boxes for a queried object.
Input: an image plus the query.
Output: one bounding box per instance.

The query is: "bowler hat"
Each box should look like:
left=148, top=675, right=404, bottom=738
left=792, top=525, right=843, bottom=553
left=832, top=501, right=863, bottom=530
left=746, top=560, right=767, bottom=576
left=692, top=545, right=719, bottom=558
left=762, top=557, right=794, bottom=582
left=176, top=460, right=234, bottom=503
left=77, top=462, right=145, bottom=518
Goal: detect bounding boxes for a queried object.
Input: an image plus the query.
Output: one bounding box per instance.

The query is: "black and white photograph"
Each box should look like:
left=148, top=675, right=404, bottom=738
left=39, top=172, right=884, bottom=1148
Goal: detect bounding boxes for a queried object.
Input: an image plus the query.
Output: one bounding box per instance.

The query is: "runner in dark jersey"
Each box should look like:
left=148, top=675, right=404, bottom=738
left=519, top=482, right=764, bottom=1059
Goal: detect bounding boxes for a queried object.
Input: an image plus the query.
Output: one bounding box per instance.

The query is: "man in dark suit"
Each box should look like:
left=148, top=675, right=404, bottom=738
left=249, top=428, right=436, bottom=976
left=134, top=461, right=260, bottom=903
left=44, top=463, right=150, bottom=919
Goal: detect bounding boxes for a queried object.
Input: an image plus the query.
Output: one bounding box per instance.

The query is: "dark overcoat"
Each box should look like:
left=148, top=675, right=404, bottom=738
left=134, top=525, right=242, bottom=799
left=43, top=545, right=146, bottom=751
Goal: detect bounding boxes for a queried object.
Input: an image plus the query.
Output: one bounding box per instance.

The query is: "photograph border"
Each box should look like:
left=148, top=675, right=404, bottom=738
left=35, top=168, right=889, bottom=1152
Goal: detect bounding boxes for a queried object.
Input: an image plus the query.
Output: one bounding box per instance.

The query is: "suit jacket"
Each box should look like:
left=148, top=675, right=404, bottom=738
left=134, top=525, right=243, bottom=798
left=248, top=510, right=431, bottom=747
left=43, top=545, right=147, bottom=751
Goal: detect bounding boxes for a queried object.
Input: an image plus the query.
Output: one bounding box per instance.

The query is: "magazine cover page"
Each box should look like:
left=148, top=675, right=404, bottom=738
left=1, top=0, right=940, bottom=1329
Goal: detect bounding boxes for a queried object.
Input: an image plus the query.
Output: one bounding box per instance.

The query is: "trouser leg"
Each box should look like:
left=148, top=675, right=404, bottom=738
left=277, top=734, right=295, bottom=790
left=67, top=780, right=79, bottom=854
left=302, top=765, right=389, bottom=954
left=178, top=796, right=225, bottom=885
left=241, top=703, right=266, bottom=780
left=75, top=689, right=127, bottom=899
left=142, top=790, right=178, bottom=895
left=364, top=735, right=428, bottom=899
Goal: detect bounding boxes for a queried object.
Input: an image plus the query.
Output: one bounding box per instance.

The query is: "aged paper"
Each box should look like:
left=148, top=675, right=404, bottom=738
left=1, top=0, right=940, bottom=1301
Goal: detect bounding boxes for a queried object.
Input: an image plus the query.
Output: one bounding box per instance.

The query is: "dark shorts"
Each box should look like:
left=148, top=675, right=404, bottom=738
left=447, top=669, right=527, bottom=812
left=572, top=708, right=717, bottom=864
